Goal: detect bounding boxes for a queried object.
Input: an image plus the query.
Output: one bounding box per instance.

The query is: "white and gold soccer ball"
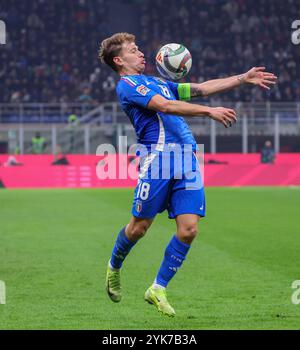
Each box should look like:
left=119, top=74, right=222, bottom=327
left=155, top=43, right=192, bottom=81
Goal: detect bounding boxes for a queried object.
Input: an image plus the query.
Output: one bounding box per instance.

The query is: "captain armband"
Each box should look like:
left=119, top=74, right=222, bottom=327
left=177, top=83, right=191, bottom=101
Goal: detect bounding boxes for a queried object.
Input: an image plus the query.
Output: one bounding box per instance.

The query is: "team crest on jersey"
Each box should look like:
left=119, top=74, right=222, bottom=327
left=153, top=77, right=166, bottom=84
left=136, top=200, right=142, bottom=213
left=136, top=85, right=150, bottom=96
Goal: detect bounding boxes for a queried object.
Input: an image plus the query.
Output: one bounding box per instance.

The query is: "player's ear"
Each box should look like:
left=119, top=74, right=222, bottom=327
left=113, top=56, right=123, bottom=69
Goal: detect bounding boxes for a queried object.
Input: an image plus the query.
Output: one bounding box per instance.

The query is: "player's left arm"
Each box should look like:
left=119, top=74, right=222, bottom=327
left=188, top=67, right=278, bottom=98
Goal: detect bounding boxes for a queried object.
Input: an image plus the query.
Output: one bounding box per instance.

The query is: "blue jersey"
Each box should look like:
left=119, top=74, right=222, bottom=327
left=116, top=74, right=197, bottom=151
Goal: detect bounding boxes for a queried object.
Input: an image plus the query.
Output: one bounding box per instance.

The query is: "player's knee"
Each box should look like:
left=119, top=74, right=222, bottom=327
left=178, top=225, right=198, bottom=244
left=127, top=222, right=149, bottom=241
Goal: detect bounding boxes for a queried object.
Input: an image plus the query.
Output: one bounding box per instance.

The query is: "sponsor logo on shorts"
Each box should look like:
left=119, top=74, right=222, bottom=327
left=136, top=85, right=150, bottom=96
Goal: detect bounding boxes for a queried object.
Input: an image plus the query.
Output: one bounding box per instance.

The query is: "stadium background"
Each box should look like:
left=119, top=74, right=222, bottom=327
left=0, top=0, right=300, bottom=330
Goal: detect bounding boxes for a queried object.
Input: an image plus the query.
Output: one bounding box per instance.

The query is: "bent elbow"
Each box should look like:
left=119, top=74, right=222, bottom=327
left=159, top=100, right=171, bottom=114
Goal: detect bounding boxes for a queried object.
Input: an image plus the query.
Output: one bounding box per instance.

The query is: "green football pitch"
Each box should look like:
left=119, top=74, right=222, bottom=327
left=0, top=187, right=300, bottom=330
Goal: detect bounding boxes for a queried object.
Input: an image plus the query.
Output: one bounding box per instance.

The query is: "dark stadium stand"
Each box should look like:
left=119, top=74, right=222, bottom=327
left=1, top=0, right=299, bottom=108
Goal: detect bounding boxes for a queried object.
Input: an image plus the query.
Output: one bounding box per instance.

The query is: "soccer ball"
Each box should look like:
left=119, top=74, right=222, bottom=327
left=155, top=43, right=192, bottom=81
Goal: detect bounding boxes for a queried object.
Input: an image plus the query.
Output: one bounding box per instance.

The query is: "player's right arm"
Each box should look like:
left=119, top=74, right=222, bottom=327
left=118, top=78, right=237, bottom=128
left=148, top=94, right=237, bottom=129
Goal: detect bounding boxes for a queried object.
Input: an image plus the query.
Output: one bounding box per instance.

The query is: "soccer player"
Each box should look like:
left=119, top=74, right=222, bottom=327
left=99, top=33, right=277, bottom=317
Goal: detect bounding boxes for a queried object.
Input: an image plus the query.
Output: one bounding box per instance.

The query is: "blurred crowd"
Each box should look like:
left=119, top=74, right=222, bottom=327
left=1, top=0, right=299, bottom=104
left=1, top=0, right=111, bottom=104
left=141, top=0, right=300, bottom=103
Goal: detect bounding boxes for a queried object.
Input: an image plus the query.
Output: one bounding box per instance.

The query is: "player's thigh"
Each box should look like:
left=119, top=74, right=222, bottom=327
left=168, top=151, right=206, bottom=219
left=168, top=185, right=206, bottom=219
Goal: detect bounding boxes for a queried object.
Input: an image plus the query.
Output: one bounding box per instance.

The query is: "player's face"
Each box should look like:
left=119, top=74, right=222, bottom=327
left=117, top=41, right=146, bottom=75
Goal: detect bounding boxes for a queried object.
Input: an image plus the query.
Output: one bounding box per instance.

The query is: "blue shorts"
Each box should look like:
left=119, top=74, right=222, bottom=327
left=131, top=149, right=206, bottom=219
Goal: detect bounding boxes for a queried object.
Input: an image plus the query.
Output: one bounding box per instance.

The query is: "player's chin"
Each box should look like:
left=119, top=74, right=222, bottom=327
left=138, top=64, right=146, bottom=73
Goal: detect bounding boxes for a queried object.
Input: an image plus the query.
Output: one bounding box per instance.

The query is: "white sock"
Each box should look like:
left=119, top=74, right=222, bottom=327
left=109, top=260, right=120, bottom=271
left=152, top=282, right=166, bottom=290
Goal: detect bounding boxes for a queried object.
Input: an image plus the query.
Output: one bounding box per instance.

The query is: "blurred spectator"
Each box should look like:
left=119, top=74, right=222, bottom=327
left=31, top=132, right=46, bottom=154
left=78, top=87, right=92, bottom=104
left=4, top=155, right=23, bottom=166
left=52, top=145, right=69, bottom=165
left=261, top=140, right=276, bottom=164
left=68, top=113, right=79, bottom=153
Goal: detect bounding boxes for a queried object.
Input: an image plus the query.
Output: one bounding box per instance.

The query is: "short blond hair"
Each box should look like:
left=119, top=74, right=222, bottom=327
left=98, top=32, right=135, bottom=72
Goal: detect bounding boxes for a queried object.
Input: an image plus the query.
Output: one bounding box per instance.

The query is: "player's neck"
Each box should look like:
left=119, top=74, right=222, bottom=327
left=119, top=68, right=142, bottom=76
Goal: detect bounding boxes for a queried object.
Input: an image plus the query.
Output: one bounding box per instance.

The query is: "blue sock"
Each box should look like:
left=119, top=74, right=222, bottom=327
left=155, top=235, right=191, bottom=288
left=110, top=226, right=137, bottom=269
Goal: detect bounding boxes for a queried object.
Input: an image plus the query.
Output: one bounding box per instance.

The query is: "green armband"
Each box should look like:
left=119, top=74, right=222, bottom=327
left=177, top=83, right=191, bottom=101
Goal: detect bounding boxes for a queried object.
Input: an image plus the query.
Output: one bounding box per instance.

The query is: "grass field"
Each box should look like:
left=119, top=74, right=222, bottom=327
left=0, top=187, right=300, bottom=330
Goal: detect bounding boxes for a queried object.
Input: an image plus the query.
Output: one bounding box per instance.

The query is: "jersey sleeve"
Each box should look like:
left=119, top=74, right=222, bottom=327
left=166, top=81, right=179, bottom=100
left=118, top=79, right=158, bottom=108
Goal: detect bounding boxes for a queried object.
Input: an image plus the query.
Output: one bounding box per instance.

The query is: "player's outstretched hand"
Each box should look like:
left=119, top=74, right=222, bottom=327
left=244, top=67, right=277, bottom=90
left=208, top=107, right=237, bottom=128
